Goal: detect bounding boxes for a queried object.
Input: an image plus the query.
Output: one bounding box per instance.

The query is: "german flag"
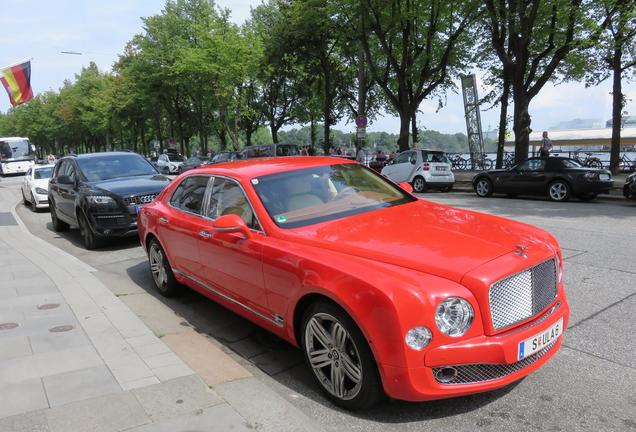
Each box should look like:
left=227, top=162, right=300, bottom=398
left=1, top=60, right=34, bottom=107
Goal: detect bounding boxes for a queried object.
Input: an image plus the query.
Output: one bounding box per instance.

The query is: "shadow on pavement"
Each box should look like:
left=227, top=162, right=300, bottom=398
left=125, top=259, right=514, bottom=420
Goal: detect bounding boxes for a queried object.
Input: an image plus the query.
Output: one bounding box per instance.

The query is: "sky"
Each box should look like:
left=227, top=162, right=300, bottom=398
left=1, top=0, right=634, bottom=136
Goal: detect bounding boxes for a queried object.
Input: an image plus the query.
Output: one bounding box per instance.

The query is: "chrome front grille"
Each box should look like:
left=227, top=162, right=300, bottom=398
left=123, top=193, right=158, bottom=206
left=489, top=259, right=557, bottom=331
left=432, top=340, right=557, bottom=385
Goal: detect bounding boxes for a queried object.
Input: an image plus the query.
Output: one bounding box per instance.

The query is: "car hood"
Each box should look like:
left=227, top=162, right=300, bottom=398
left=284, top=200, right=556, bottom=283
left=32, top=178, right=50, bottom=189
left=88, top=175, right=171, bottom=197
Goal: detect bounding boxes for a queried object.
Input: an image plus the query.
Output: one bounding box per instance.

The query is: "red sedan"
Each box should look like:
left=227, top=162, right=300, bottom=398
left=138, top=157, right=569, bottom=410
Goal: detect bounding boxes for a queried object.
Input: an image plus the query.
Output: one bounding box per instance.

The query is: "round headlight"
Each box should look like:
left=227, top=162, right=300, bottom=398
left=405, top=326, right=432, bottom=350
left=435, top=297, right=474, bottom=337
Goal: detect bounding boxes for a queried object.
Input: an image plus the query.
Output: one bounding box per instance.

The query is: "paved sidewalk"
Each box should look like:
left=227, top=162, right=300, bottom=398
left=0, top=183, right=322, bottom=432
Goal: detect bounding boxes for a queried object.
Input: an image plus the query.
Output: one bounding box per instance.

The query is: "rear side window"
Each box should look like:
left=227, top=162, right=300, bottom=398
left=422, top=152, right=448, bottom=163
left=170, top=176, right=210, bottom=215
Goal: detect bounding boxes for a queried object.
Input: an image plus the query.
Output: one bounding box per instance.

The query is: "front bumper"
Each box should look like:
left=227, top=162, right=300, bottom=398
left=33, top=192, right=49, bottom=208
left=87, top=207, right=139, bottom=238
left=380, top=299, right=569, bottom=401
left=573, top=180, right=613, bottom=195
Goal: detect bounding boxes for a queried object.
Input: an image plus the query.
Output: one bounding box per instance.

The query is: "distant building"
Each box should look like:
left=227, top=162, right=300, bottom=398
left=605, top=116, right=636, bottom=128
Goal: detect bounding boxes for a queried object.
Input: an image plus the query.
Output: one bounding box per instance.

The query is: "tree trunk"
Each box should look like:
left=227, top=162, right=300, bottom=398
left=270, top=122, right=279, bottom=144
left=398, top=109, right=410, bottom=152
left=610, top=46, right=623, bottom=174
left=512, top=92, right=531, bottom=164
left=411, top=111, right=418, bottom=148
left=496, top=73, right=511, bottom=169
left=155, top=111, right=163, bottom=154
left=356, top=34, right=367, bottom=153
left=310, top=116, right=317, bottom=148
left=323, top=66, right=332, bottom=154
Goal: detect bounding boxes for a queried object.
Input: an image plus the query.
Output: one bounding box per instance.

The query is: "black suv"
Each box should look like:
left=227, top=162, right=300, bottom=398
left=48, top=152, right=171, bottom=249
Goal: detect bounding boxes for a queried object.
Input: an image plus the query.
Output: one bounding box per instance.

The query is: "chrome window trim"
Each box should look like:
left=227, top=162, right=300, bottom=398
left=173, top=269, right=283, bottom=328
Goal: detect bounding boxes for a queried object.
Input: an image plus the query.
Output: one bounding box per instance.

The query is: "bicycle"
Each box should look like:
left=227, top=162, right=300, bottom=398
left=619, top=153, right=636, bottom=172
left=471, top=153, right=493, bottom=171
left=503, top=152, right=516, bottom=169
left=449, top=154, right=468, bottom=170
left=572, top=151, right=604, bottom=169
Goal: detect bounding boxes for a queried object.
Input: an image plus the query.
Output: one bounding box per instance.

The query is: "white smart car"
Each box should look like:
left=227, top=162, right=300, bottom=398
left=21, top=164, right=55, bottom=211
left=381, top=149, right=455, bottom=193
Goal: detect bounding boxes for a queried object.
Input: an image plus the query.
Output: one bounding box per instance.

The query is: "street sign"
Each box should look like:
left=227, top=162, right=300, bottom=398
left=355, top=115, right=368, bottom=128
left=356, top=127, right=366, bottom=139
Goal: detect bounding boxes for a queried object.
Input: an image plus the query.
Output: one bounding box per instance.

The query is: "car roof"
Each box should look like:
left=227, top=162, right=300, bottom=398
left=65, top=152, right=142, bottom=160
left=192, top=156, right=354, bottom=179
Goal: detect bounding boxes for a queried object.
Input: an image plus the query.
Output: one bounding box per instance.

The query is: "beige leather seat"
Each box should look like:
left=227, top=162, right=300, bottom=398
left=285, top=181, right=324, bottom=212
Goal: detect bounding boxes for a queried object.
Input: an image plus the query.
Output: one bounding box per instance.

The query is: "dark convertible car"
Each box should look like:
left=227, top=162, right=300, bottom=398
left=48, top=152, right=171, bottom=249
left=473, top=157, right=613, bottom=202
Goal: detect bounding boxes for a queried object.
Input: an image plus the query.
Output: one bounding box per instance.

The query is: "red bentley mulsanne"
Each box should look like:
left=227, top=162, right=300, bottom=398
left=138, top=157, right=569, bottom=410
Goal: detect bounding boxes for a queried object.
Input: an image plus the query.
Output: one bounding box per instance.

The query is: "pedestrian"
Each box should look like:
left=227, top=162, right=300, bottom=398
left=540, top=131, right=552, bottom=158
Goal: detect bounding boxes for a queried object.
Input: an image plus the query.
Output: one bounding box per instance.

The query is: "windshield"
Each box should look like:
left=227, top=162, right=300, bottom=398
left=422, top=151, right=448, bottom=163
left=252, top=164, right=415, bottom=229
left=77, top=154, right=158, bottom=181
left=34, top=166, right=54, bottom=179
left=0, top=139, right=31, bottom=160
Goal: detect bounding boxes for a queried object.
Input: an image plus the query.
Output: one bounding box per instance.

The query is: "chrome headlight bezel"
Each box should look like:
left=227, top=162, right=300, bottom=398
left=86, top=195, right=115, bottom=205
left=435, top=297, right=474, bottom=337
left=405, top=326, right=432, bottom=351
left=34, top=187, right=48, bottom=195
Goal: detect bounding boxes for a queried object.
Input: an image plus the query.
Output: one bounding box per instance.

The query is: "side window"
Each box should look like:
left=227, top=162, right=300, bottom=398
left=64, top=161, right=77, bottom=182
left=394, top=152, right=411, bottom=164
left=206, top=178, right=259, bottom=230
left=409, top=151, right=418, bottom=163
left=54, top=160, right=66, bottom=178
left=170, top=176, right=210, bottom=215
left=517, top=159, right=545, bottom=171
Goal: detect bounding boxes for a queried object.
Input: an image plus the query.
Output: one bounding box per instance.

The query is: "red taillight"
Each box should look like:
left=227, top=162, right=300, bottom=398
left=423, top=163, right=430, bottom=171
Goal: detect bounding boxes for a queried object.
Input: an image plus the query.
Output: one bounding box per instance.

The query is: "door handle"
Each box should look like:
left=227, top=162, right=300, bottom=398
left=158, top=217, right=169, bottom=224
left=199, top=230, right=211, bottom=239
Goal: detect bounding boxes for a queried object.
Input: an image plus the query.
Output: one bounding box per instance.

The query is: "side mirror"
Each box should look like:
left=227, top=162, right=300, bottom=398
left=57, top=175, right=74, bottom=185
left=212, top=214, right=252, bottom=239
left=399, top=181, right=413, bottom=193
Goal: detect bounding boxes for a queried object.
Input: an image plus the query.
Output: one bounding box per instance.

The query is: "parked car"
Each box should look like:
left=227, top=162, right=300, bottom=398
left=178, top=155, right=209, bottom=174
left=239, top=143, right=300, bottom=159
left=156, top=153, right=185, bottom=174
left=624, top=172, right=636, bottom=200
left=381, top=149, right=455, bottom=192
left=48, top=152, right=171, bottom=249
left=21, top=164, right=55, bottom=211
left=210, top=151, right=239, bottom=164
left=473, top=157, right=613, bottom=202
left=138, top=156, right=569, bottom=410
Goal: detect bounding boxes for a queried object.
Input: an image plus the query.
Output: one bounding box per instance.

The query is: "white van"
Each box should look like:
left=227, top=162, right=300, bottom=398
left=381, top=149, right=454, bottom=193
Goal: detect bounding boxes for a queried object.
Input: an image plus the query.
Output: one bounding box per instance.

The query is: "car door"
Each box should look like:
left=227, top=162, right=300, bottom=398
left=156, top=175, right=212, bottom=277
left=508, top=159, right=547, bottom=195
left=383, top=151, right=414, bottom=183
left=198, top=176, right=269, bottom=317
left=53, top=160, right=79, bottom=221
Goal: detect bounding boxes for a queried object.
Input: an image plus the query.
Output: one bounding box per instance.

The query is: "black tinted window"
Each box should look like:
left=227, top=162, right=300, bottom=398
left=76, top=154, right=157, bottom=181
left=170, top=176, right=210, bottom=214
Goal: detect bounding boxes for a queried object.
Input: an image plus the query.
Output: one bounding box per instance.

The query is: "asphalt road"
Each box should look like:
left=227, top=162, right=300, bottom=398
left=3, top=173, right=635, bottom=432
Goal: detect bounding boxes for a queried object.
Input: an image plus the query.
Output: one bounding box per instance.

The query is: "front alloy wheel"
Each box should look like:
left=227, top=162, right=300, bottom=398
left=302, top=302, right=382, bottom=410
left=78, top=211, right=100, bottom=250
left=412, top=176, right=426, bottom=193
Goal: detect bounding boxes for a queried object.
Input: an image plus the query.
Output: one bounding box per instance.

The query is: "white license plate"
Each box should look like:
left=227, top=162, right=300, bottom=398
left=517, top=318, right=563, bottom=360
left=435, top=166, right=447, bottom=171
left=600, top=174, right=610, bottom=180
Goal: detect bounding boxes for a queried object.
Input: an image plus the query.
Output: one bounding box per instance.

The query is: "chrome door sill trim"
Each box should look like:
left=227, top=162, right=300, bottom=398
left=173, top=269, right=284, bottom=328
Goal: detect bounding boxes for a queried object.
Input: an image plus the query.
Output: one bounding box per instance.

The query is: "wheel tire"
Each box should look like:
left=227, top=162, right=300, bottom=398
left=474, top=178, right=493, bottom=197
left=548, top=180, right=571, bottom=202
left=148, top=238, right=181, bottom=297
left=30, top=192, right=38, bottom=212
left=77, top=211, right=101, bottom=250
left=22, top=189, right=28, bottom=206
left=579, top=192, right=597, bottom=201
left=412, top=176, right=427, bottom=193
left=301, top=301, right=383, bottom=410
left=50, top=201, right=70, bottom=232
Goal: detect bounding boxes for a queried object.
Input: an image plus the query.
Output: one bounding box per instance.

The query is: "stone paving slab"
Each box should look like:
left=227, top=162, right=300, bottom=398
left=0, top=410, right=49, bottom=432
left=127, top=403, right=254, bottom=432
left=131, top=375, right=223, bottom=422
left=0, top=378, right=48, bottom=419
left=45, top=391, right=150, bottom=432
left=42, top=365, right=121, bottom=407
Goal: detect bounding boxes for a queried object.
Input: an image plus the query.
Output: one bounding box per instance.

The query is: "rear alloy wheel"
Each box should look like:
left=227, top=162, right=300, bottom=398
left=548, top=180, right=571, bottom=202
left=301, top=302, right=382, bottom=410
left=148, top=239, right=180, bottom=297
left=50, top=202, right=70, bottom=232
left=78, top=211, right=101, bottom=250
left=475, top=178, right=493, bottom=197
left=412, top=176, right=427, bottom=193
